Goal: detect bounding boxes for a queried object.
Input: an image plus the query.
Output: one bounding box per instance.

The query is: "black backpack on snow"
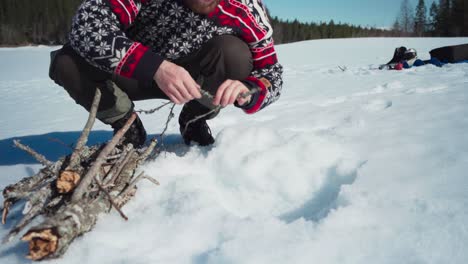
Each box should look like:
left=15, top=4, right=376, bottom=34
left=430, top=44, right=468, bottom=63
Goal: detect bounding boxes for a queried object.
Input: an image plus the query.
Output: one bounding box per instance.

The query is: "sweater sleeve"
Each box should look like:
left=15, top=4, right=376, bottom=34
left=213, top=0, right=283, bottom=114
left=68, top=0, right=164, bottom=83
left=242, top=0, right=283, bottom=114
left=242, top=49, right=283, bottom=114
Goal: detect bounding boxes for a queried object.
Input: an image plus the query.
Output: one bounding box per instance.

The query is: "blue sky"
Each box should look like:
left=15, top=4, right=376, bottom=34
left=263, top=0, right=436, bottom=28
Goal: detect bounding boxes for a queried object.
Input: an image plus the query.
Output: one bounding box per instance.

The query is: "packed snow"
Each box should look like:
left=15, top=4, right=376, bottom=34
left=1, top=38, right=468, bottom=263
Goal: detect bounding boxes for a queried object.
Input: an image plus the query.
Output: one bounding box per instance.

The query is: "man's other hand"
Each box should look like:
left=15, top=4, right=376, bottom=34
left=154, top=60, right=202, bottom=104
left=213, top=79, right=252, bottom=107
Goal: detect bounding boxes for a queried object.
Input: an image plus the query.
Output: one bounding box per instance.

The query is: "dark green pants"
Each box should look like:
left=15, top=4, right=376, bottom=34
left=49, top=35, right=253, bottom=124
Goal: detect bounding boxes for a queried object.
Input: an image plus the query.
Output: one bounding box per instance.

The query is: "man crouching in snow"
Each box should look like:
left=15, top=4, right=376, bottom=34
left=49, top=0, right=283, bottom=147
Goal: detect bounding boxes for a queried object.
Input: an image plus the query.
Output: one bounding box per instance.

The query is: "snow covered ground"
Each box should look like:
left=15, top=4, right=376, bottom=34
left=1, top=38, right=468, bottom=263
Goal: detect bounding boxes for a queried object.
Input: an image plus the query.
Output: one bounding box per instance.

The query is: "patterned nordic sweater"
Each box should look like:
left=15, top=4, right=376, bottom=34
left=69, top=0, right=283, bottom=114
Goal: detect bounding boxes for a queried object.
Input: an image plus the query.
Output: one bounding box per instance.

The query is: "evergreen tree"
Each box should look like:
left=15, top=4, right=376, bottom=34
left=428, top=1, right=440, bottom=35
left=437, top=0, right=451, bottom=36
left=392, top=19, right=402, bottom=36
left=451, top=0, right=466, bottom=36
left=414, top=0, right=427, bottom=36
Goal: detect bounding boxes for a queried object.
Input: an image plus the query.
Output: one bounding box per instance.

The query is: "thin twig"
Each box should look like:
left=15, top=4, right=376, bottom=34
left=2, top=201, right=12, bottom=225
left=47, top=137, right=73, bottom=150
left=102, top=146, right=130, bottom=186
left=104, top=144, right=133, bottom=187
left=72, top=113, right=136, bottom=202
left=159, top=104, right=176, bottom=149
left=136, top=102, right=173, bottom=115
left=68, top=88, right=101, bottom=169
left=120, top=172, right=144, bottom=198
left=13, top=140, right=52, bottom=167
left=182, top=106, right=221, bottom=135
left=105, top=154, right=123, bottom=160
left=142, top=175, right=160, bottom=186
left=106, top=149, right=135, bottom=187
left=200, top=89, right=214, bottom=99
left=119, top=173, right=159, bottom=199
left=94, top=176, right=128, bottom=221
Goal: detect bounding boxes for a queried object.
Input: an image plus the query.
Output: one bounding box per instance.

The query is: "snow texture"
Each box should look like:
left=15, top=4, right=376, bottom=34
left=1, top=38, right=468, bottom=263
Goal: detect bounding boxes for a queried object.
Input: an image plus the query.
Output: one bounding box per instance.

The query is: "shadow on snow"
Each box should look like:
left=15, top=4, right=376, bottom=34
left=0, top=131, right=184, bottom=166
left=280, top=162, right=366, bottom=223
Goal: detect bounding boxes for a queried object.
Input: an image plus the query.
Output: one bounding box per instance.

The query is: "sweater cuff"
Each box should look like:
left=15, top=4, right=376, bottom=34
left=234, top=80, right=259, bottom=110
left=115, top=42, right=164, bottom=83
left=236, top=76, right=268, bottom=114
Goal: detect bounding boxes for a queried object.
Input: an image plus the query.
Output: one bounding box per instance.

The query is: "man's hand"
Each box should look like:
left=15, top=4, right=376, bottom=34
left=213, top=79, right=252, bottom=107
left=154, top=60, right=202, bottom=104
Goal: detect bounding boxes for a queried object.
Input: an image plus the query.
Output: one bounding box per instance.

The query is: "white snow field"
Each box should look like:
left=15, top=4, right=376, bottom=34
left=1, top=38, right=468, bottom=264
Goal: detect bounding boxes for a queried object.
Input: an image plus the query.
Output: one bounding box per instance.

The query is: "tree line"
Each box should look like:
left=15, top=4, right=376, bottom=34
left=0, top=0, right=82, bottom=45
left=394, top=0, right=467, bottom=37
left=269, top=17, right=393, bottom=45
left=0, top=0, right=466, bottom=46
left=0, top=0, right=394, bottom=46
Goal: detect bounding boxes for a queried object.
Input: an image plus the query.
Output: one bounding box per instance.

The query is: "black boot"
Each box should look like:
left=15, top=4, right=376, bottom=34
left=179, top=103, right=215, bottom=146
left=111, top=111, right=147, bottom=148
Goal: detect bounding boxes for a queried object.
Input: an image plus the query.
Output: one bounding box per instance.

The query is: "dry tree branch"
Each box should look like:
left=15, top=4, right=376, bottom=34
left=138, top=139, right=158, bottom=165
left=3, top=185, right=52, bottom=243
left=2, top=166, right=62, bottom=224
left=106, top=153, right=123, bottom=160
left=13, top=140, right=52, bottom=167
left=102, top=146, right=131, bottom=187
left=68, top=88, right=101, bottom=169
left=118, top=173, right=159, bottom=205
left=142, top=175, right=160, bottom=186
left=71, top=113, right=136, bottom=202
left=2, top=201, right=12, bottom=225
left=56, top=89, right=102, bottom=194
left=2, top=85, right=166, bottom=260
left=104, top=148, right=135, bottom=187
left=94, top=176, right=128, bottom=221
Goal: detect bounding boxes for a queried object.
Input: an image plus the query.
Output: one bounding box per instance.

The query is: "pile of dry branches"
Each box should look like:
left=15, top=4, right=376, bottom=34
left=1, top=85, right=258, bottom=261
left=1, top=89, right=160, bottom=260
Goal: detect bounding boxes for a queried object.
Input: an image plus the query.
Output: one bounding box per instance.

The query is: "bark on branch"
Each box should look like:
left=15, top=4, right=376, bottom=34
left=68, top=88, right=101, bottom=169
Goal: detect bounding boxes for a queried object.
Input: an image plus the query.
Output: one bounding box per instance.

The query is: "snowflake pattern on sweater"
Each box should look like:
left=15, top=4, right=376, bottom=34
left=69, top=0, right=283, bottom=114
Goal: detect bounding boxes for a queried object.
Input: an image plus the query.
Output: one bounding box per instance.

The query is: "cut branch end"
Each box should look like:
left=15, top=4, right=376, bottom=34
left=2, top=201, right=12, bottom=225
left=56, top=171, right=81, bottom=194
left=22, top=229, right=58, bottom=261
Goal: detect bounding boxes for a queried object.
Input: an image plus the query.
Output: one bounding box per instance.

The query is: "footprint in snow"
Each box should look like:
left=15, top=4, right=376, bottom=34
left=405, top=86, right=449, bottom=94
left=362, top=99, right=393, bottom=112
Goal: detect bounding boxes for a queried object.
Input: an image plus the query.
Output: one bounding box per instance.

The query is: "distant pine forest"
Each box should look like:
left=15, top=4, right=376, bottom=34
left=0, top=0, right=466, bottom=46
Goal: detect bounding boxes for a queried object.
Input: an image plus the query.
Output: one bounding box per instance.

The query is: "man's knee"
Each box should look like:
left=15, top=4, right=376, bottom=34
left=208, top=35, right=253, bottom=80
left=48, top=46, right=132, bottom=124
left=50, top=45, right=110, bottom=87
left=49, top=49, right=77, bottom=87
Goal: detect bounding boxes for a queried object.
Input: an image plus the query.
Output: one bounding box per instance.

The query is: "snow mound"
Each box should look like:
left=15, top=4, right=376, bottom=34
left=143, top=127, right=362, bottom=219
